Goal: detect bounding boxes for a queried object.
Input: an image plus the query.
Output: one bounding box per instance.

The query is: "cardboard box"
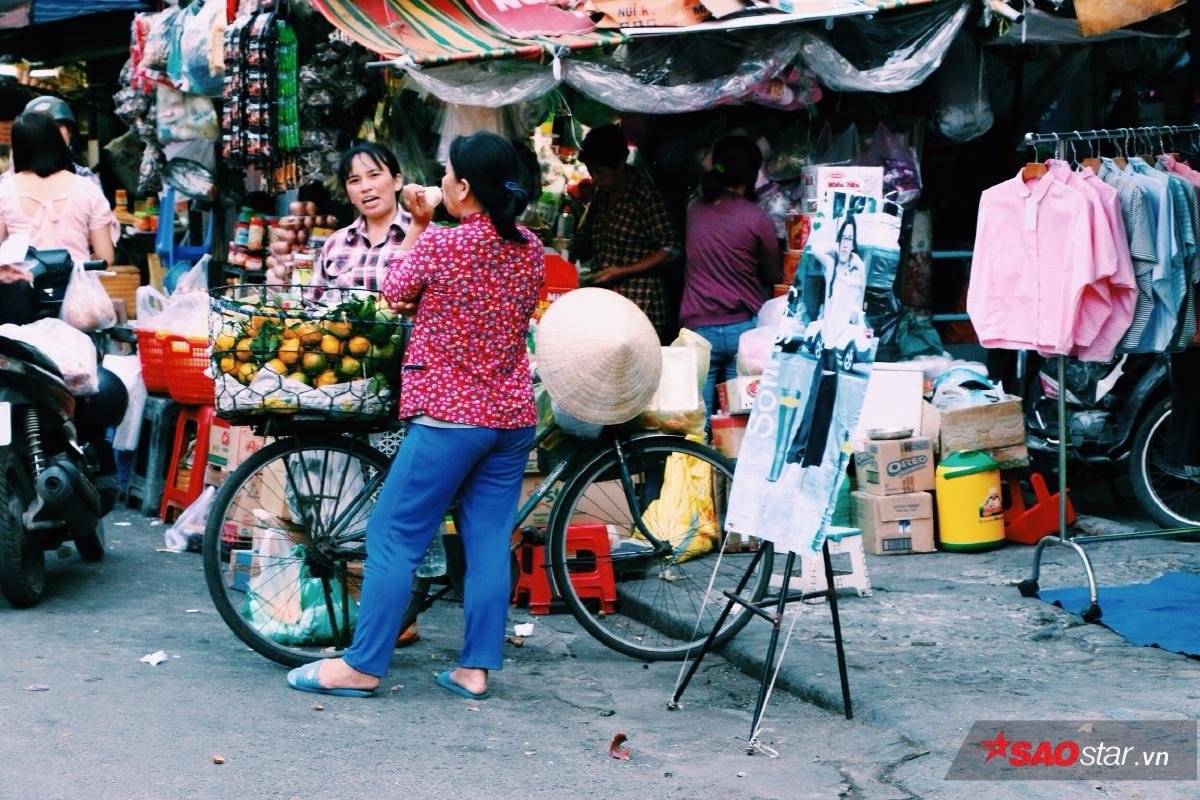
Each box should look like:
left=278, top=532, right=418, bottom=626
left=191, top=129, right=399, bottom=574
left=985, top=443, right=1030, bottom=471
left=521, top=474, right=558, bottom=529
left=852, top=491, right=935, bottom=555
left=717, top=377, right=760, bottom=416
left=938, top=396, right=1025, bottom=456
left=801, top=165, right=884, bottom=206
left=852, top=363, right=925, bottom=447
left=854, top=437, right=935, bottom=496
left=711, top=414, right=748, bottom=459
left=227, top=548, right=254, bottom=592
left=208, top=419, right=235, bottom=469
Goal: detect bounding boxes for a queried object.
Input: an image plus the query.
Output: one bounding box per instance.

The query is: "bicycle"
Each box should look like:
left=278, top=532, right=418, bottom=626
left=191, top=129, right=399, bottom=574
left=201, top=415, right=774, bottom=667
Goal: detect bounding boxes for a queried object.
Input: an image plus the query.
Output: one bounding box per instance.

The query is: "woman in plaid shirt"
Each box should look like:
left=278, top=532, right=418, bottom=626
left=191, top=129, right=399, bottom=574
left=310, top=142, right=412, bottom=291
left=574, top=125, right=680, bottom=342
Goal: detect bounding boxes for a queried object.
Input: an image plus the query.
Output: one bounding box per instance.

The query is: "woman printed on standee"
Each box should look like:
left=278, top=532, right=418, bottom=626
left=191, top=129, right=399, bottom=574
left=287, top=132, right=544, bottom=700
left=679, top=135, right=780, bottom=418
left=809, top=214, right=866, bottom=357
left=310, top=142, right=411, bottom=292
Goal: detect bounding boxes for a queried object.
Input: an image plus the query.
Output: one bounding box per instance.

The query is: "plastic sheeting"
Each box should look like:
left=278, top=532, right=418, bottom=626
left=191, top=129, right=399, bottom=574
left=797, top=0, right=969, bottom=93
left=403, top=29, right=809, bottom=115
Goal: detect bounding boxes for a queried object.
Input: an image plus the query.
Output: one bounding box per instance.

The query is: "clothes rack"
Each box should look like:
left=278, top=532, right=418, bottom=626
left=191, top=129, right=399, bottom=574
left=1016, top=124, right=1200, bottom=620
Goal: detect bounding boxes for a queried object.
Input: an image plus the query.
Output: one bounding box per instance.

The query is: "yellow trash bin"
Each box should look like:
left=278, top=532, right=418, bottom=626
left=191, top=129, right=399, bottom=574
left=935, top=451, right=1006, bottom=552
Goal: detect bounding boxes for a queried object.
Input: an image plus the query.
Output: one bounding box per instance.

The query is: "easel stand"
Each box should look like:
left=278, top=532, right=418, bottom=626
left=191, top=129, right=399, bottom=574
left=1017, top=126, right=1200, bottom=620
left=669, top=541, right=853, bottom=753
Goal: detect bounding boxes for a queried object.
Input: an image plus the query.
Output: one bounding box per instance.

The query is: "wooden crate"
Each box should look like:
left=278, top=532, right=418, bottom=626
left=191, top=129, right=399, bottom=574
left=99, top=265, right=141, bottom=319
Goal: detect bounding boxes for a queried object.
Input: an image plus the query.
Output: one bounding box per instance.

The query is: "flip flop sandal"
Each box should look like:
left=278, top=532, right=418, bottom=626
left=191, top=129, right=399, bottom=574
left=287, top=661, right=375, bottom=698
left=395, top=624, right=421, bottom=648
left=436, top=670, right=490, bottom=700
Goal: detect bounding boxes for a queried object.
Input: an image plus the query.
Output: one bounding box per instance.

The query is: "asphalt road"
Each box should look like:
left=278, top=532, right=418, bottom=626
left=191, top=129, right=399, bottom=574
left=2, top=508, right=922, bottom=800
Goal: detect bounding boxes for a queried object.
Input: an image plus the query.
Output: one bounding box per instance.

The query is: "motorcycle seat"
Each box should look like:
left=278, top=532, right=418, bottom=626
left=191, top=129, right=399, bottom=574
left=0, top=336, right=63, bottom=378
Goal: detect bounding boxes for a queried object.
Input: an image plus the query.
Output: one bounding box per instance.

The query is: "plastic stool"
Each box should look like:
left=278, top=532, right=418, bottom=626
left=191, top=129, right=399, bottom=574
left=797, top=527, right=873, bottom=601
left=1004, top=472, right=1076, bottom=545
left=159, top=404, right=215, bottom=522
left=124, top=394, right=180, bottom=516
left=512, top=523, right=617, bottom=615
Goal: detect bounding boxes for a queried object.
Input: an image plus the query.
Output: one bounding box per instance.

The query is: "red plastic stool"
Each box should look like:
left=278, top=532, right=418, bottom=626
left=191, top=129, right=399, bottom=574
left=160, top=404, right=216, bottom=522
left=512, top=523, right=616, bottom=615
left=1004, top=472, right=1076, bottom=544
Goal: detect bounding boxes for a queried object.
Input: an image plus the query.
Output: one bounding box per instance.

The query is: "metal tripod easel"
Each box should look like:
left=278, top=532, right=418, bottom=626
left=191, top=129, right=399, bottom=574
left=1016, top=125, right=1200, bottom=620
left=669, top=540, right=853, bottom=754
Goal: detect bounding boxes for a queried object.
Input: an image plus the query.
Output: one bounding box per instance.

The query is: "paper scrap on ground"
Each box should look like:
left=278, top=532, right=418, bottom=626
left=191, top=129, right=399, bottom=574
left=140, top=650, right=168, bottom=666
left=113, top=521, right=131, bottom=526
left=24, top=684, right=49, bottom=692
left=513, top=623, right=534, bottom=637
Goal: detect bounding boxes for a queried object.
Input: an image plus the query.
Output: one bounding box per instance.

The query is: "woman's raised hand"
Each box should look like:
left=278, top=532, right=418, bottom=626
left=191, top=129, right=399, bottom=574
left=402, top=184, right=437, bottom=227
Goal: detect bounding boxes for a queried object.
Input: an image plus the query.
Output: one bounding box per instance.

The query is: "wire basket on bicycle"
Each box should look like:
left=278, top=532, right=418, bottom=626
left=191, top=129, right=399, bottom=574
left=210, top=284, right=411, bottom=422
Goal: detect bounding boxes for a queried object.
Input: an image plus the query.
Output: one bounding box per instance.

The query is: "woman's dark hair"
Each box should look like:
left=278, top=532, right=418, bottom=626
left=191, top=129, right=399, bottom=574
left=700, top=135, right=763, bottom=203
left=836, top=214, right=858, bottom=250
left=336, top=141, right=401, bottom=188
left=12, top=111, right=75, bottom=178
left=449, top=132, right=529, bottom=244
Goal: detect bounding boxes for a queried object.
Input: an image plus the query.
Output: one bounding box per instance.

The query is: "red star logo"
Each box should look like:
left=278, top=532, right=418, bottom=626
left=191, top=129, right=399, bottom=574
left=980, top=730, right=1010, bottom=762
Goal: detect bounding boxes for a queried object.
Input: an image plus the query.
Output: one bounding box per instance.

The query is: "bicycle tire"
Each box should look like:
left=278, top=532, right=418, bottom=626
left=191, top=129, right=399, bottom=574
left=202, top=434, right=390, bottom=668
left=1129, top=399, right=1200, bottom=529
left=548, top=434, right=773, bottom=661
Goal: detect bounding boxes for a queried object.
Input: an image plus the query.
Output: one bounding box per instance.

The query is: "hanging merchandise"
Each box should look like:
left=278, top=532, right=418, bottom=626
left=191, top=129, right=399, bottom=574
left=221, top=4, right=301, bottom=192
left=156, top=84, right=219, bottom=143
left=180, top=0, right=227, bottom=97
left=933, top=31, right=993, bottom=143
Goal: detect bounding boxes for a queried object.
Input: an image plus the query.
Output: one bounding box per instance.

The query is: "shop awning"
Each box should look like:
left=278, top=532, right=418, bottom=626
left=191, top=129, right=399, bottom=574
left=610, top=0, right=941, bottom=38
left=0, top=0, right=149, bottom=29
left=310, top=0, right=627, bottom=67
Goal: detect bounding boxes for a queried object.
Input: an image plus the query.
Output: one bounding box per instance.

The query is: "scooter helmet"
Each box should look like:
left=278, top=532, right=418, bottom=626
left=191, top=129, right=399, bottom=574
left=23, top=96, right=76, bottom=130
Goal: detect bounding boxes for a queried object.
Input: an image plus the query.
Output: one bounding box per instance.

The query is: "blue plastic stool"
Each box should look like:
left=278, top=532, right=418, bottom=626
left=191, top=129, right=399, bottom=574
left=124, top=394, right=181, bottom=517
left=155, top=187, right=212, bottom=292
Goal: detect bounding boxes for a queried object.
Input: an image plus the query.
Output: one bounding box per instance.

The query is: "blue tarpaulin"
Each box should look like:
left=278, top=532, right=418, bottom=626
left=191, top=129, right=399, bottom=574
left=0, top=0, right=149, bottom=29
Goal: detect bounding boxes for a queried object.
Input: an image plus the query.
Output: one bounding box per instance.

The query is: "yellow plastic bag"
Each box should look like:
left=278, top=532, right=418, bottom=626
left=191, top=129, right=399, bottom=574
left=637, top=445, right=719, bottom=563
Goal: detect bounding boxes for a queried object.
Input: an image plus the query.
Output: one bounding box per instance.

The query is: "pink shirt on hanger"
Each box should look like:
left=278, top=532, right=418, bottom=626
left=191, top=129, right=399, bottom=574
left=1059, top=163, right=1138, bottom=361
left=968, top=170, right=1103, bottom=355
left=1158, top=154, right=1200, bottom=187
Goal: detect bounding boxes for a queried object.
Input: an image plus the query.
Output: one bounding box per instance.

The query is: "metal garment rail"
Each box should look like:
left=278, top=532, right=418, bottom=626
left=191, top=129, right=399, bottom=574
left=1016, top=125, right=1200, bottom=621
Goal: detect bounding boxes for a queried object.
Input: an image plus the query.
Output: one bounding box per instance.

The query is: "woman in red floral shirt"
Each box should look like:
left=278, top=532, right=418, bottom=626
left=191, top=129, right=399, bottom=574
left=287, top=132, right=544, bottom=700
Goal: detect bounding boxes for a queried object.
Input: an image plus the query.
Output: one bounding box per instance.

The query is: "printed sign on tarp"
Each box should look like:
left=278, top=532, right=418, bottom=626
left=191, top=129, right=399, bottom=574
left=466, top=0, right=597, bottom=37
left=726, top=189, right=902, bottom=558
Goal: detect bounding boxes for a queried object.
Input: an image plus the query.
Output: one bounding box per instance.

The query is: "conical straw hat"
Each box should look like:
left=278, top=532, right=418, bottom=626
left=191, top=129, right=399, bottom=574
left=535, top=288, right=663, bottom=425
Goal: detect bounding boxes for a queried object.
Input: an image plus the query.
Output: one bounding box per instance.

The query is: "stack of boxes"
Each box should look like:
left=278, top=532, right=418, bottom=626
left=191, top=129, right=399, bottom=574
left=852, top=435, right=936, bottom=555
left=710, top=376, right=759, bottom=460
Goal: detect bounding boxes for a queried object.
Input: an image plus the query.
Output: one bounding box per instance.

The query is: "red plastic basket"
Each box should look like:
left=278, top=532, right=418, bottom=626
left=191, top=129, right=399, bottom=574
left=161, top=333, right=215, bottom=404
left=134, top=328, right=170, bottom=394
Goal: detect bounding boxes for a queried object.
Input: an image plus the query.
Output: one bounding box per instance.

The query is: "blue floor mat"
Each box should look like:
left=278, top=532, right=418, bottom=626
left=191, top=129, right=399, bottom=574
left=1041, top=572, right=1200, bottom=657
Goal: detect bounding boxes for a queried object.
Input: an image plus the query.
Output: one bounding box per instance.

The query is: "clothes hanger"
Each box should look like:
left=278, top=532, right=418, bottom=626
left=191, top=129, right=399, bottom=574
left=1113, top=128, right=1129, bottom=170
left=1022, top=139, right=1048, bottom=181
left=1136, top=129, right=1155, bottom=164
left=1080, top=133, right=1102, bottom=173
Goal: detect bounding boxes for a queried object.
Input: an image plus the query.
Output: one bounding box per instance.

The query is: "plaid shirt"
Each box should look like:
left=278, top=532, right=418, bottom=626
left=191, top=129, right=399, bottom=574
left=575, top=170, right=679, bottom=332
left=312, top=207, right=412, bottom=291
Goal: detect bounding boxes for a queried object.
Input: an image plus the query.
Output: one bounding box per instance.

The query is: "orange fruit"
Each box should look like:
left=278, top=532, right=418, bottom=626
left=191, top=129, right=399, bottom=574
left=323, top=320, right=353, bottom=339
left=347, top=335, right=371, bottom=356
left=236, top=362, right=257, bottom=383
left=235, top=338, right=255, bottom=362
left=286, top=371, right=310, bottom=386
left=277, top=338, right=301, bottom=365
left=215, top=333, right=236, bottom=352
left=337, top=356, right=361, bottom=378
left=297, top=322, right=323, bottom=346
left=315, top=370, right=339, bottom=388
left=218, top=355, right=237, bottom=374
left=264, top=358, right=287, bottom=374
left=320, top=334, right=343, bottom=356
left=301, top=351, right=327, bottom=374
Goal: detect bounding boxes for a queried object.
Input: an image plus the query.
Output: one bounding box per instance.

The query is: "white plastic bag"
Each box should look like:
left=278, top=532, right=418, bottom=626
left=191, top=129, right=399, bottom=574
left=155, top=84, right=218, bottom=143
left=61, top=261, right=116, bottom=331
left=164, top=485, right=214, bottom=552
left=0, top=319, right=99, bottom=395
left=133, top=285, right=168, bottom=329
left=737, top=327, right=775, bottom=377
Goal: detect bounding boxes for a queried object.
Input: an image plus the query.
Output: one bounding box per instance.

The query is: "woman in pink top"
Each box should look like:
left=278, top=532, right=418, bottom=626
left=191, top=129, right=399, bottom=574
left=0, top=111, right=116, bottom=268
left=286, top=132, right=543, bottom=701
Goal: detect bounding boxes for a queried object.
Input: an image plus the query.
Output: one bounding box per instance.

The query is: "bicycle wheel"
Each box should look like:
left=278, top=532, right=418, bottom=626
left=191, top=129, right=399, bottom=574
left=203, top=434, right=389, bottom=667
left=548, top=434, right=773, bottom=661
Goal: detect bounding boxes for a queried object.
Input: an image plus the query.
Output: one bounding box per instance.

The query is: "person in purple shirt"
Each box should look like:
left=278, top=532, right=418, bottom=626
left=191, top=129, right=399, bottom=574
left=679, top=136, right=781, bottom=417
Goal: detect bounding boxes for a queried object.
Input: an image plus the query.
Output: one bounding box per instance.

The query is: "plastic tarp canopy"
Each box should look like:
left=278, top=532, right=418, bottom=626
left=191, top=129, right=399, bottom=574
left=0, top=0, right=149, bottom=28
left=402, top=27, right=807, bottom=114
left=989, top=6, right=1189, bottom=45
left=796, top=0, right=970, bottom=93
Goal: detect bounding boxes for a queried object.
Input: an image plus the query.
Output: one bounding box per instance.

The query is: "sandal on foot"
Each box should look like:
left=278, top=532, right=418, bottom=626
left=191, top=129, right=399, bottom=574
left=436, top=669, right=490, bottom=700
left=287, top=661, right=375, bottom=698
left=395, top=624, right=420, bottom=648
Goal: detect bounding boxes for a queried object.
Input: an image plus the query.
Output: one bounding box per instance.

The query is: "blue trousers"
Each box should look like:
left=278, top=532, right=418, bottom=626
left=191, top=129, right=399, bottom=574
left=341, top=423, right=535, bottom=677
left=693, top=318, right=757, bottom=415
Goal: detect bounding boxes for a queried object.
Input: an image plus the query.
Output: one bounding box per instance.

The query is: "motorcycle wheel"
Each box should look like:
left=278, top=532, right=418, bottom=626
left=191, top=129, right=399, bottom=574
left=73, top=519, right=106, bottom=563
left=1129, top=398, right=1200, bottom=530
left=0, top=447, right=44, bottom=608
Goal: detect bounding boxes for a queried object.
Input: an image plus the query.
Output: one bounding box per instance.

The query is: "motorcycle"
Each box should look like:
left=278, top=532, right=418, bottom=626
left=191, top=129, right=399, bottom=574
left=0, top=248, right=117, bottom=608
left=1024, top=353, right=1196, bottom=529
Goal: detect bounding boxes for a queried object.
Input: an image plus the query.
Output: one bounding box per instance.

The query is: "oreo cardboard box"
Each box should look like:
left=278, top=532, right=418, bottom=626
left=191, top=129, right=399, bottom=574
left=854, top=437, right=935, bottom=496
